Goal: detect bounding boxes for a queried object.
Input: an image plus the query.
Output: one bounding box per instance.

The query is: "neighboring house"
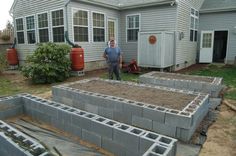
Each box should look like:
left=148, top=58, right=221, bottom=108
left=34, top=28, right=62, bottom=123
left=198, top=0, right=236, bottom=64
left=10, top=0, right=205, bottom=71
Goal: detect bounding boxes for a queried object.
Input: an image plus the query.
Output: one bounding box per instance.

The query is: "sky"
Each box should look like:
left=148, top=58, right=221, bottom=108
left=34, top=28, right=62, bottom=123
left=0, top=0, right=14, bottom=30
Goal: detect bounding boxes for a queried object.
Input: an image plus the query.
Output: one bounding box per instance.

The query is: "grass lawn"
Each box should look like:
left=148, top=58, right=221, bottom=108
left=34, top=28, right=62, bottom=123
left=100, top=71, right=140, bottom=82
left=188, top=64, right=236, bottom=100
left=1, top=64, right=235, bottom=100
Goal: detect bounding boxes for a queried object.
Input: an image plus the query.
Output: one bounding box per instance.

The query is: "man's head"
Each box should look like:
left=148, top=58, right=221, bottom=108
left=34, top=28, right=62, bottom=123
left=110, top=39, right=115, bottom=47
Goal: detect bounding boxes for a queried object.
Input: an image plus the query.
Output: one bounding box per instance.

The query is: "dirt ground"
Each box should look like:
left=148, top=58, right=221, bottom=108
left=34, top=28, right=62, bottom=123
left=199, top=102, right=236, bottom=156
left=70, top=79, right=196, bottom=110
left=1, top=65, right=236, bottom=156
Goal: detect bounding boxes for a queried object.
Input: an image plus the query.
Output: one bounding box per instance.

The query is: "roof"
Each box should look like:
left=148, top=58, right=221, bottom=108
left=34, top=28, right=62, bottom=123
left=200, top=0, right=236, bottom=13
left=10, top=0, right=175, bottom=14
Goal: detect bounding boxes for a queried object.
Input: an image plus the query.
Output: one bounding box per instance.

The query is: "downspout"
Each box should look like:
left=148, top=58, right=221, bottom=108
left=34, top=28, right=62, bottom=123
left=64, top=0, right=80, bottom=47
left=9, top=11, right=16, bottom=48
left=172, top=0, right=178, bottom=71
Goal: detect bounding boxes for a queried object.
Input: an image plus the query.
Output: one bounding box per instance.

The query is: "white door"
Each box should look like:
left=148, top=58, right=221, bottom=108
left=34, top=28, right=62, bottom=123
left=107, top=19, right=117, bottom=42
left=199, top=31, right=214, bottom=63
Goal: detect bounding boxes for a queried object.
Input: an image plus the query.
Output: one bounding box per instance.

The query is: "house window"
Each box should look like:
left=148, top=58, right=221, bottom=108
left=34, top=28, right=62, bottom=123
left=93, top=12, right=105, bottom=42
left=127, top=14, right=140, bottom=42
left=190, top=8, right=199, bottom=42
left=38, top=13, right=49, bottom=42
left=108, top=20, right=115, bottom=40
left=26, top=16, right=36, bottom=44
left=16, top=18, right=24, bottom=44
left=52, top=9, right=64, bottom=42
left=73, top=10, right=88, bottom=42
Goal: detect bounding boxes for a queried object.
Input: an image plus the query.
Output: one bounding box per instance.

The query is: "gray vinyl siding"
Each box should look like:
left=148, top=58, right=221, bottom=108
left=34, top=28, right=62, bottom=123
left=201, top=0, right=236, bottom=11
left=199, top=11, right=236, bottom=63
left=68, top=2, right=120, bottom=62
left=12, top=0, right=65, bottom=62
left=120, top=5, right=177, bottom=62
left=175, top=0, right=204, bottom=65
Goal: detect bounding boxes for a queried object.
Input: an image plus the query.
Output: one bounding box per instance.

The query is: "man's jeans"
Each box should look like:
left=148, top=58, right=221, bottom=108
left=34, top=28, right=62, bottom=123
left=108, top=62, right=121, bottom=80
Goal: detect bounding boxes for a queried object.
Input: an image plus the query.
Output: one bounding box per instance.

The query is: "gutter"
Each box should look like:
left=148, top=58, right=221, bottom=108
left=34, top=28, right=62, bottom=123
left=64, top=0, right=71, bottom=33
left=76, top=0, right=176, bottom=10
left=120, top=0, right=176, bottom=10
left=200, top=7, right=236, bottom=14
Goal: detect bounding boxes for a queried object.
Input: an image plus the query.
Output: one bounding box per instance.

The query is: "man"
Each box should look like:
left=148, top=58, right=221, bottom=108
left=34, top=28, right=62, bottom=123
left=103, top=39, right=122, bottom=80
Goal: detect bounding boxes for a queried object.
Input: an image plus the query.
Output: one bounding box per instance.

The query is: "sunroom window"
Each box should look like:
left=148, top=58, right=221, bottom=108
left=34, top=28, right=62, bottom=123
left=26, top=16, right=36, bottom=44
left=52, top=9, right=64, bottom=42
left=93, top=12, right=105, bottom=42
left=38, top=13, right=49, bottom=43
left=73, top=9, right=89, bottom=42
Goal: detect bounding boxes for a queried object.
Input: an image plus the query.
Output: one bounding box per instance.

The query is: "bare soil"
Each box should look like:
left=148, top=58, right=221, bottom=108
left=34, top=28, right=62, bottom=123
left=199, top=103, right=236, bottom=156
left=70, top=80, right=196, bottom=110
left=152, top=72, right=214, bottom=83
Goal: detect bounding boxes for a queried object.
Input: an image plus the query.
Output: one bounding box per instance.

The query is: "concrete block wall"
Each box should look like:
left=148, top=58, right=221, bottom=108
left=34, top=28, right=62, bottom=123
left=52, top=78, right=210, bottom=141
left=20, top=94, right=177, bottom=156
left=0, top=120, right=49, bottom=156
left=0, top=95, right=24, bottom=119
left=139, top=71, right=224, bottom=98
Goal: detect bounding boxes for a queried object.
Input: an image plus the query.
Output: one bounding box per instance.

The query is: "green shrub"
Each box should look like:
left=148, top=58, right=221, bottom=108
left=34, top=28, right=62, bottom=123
left=0, top=52, right=8, bottom=73
left=21, top=42, right=71, bottom=84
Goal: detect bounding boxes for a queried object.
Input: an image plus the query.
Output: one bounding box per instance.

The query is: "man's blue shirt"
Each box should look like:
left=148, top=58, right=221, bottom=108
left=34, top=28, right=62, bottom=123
left=104, top=47, right=121, bottom=63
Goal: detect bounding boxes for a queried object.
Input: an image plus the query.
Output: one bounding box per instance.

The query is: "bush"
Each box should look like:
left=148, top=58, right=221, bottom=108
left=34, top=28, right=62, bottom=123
left=21, top=42, right=71, bottom=84
left=0, top=52, right=8, bottom=73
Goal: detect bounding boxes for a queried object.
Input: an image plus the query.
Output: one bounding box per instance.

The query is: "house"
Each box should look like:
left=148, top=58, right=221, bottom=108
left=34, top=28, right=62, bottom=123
left=198, top=0, right=236, bottom=64
left=10, top=0, right=205, bottom=71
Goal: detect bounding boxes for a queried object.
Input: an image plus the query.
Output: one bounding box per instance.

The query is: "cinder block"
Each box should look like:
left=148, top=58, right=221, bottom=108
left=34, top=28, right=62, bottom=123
left=140, top=132, right=159, bottom=155
left=98, top=107, right=114, bottom=119
left=158, top=136, right=177, bottom=156
left=91, top=117, right=117, bottom=139
left=41, top=105, right=58, bottom=118
left=0, top=105, right=23, bottom=120
left=188, top=81, right=203, bottom=92
left=165, top=110, right=192, bottom=129
left=84, top=103, right=99, bottom=114
left=101, top=137, right=126, bottom=156
left=143, top=143, right=172, bottom=156
left=113, top=110, right=132, bottom=124
left=176, top=127, right=193, bottom=142
left=174, top=80, right=188, bottom=89
left=82, top=129, right=101, bottom=147
left=132, top=115, right=152, bottom=130
left=57, top=108, right=72, bottom=124
left=123, top=102, right=143, bottom=116
left=143, top=106, right=166, bottom=123
left=66, top=124, right=82, bottom=138
left=152, top=121, right=176, bottom=138
left=113, top=124, right=146, bottom=153
left=71, top=112, right=97, bottom=131
left=209, top=98, right=222, bottom=109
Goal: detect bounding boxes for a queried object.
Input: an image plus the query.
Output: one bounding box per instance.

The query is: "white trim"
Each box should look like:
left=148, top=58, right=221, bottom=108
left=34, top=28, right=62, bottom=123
left=50, top=8, right=65, bottom=43
left=37, top=11, right=50, bottom=43
left=25, top=14, right=36, bottom=44
left=126, top=13, right=141, bottom=43
left=91, top=11, right=106, bottom=43
left=72, top=7, right=90, bottom=43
